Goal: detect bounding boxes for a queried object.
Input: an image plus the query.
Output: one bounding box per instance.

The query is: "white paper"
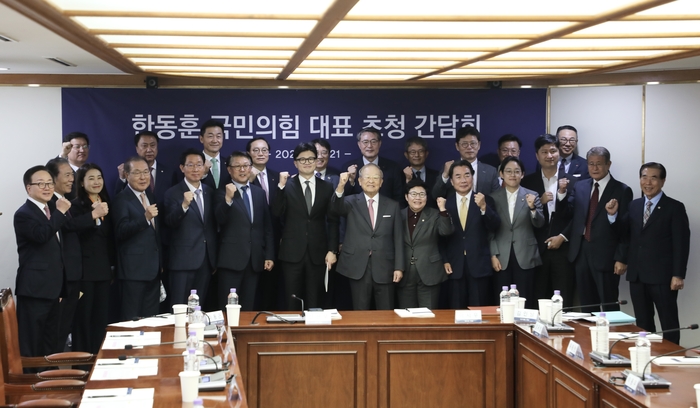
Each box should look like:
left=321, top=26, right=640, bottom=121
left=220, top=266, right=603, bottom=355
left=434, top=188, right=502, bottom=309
left=109, top=315, right=175, bottom=328
left=305, top=310, right=332, bottom=325
left=608, top=332, right=663, bottom=341
left=90, top=359, right=159, bottom=380
left=394, top=308, right=435, bottom=318
left=652, top=356, right=700, bottom=366
left=102, top=331, right=161, bottom=349
left=81, top=388, right=155, bottom=407
left=455, top=310, right=482, bottom=323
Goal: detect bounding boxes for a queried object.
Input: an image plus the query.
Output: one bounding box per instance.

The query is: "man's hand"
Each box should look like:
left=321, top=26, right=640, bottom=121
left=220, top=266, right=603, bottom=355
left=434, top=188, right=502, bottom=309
left=671, top=276, right=684, bottom=291
left=264, top=260, right=274, bottom=271
left=56, top=197, right=71, bottom=214
left=248, top=166, right=260, bottom=182
left=91, top=201, right=109, bottom=219
left=436, top=197, right=447, bottom=211
left=182, top=191, right=194, bottom=209
left=541, top=191, right=554, bottom=205
left=474, top=192, right=486, bottom=211
left=203, top=159, right=212, bottom=174
left=403, top=166, right=413, bottom=183
left=614, top=261, right=627, bottom=275
left=279, top=171, right=289, bottom=188
left=347, top=164, right=358, bottom=185
left=442, top=160, right=455, bottom=179
left=525, top=193, right=536, bottom=209
left=545, top=234, right=565, bottom=250
left=606, top=199, right=619, bottom=216
left=393, top=270, right=403, bottom=282
left=325, top=251, right=337, bottom=268
left=491, top=256, right=502, bottom=272
left=337, top=172, right=349, bottom=194
left=117, top=163, right=126, bottom=180
left=60, top=141, right=71, bottom=158
left=558, top=178, right=569, bottom=194
left=225, top=183, right=237, bottom=203
left=444, top=263, right=453, bottom=275
left=145, top=204, right=158, bottom=221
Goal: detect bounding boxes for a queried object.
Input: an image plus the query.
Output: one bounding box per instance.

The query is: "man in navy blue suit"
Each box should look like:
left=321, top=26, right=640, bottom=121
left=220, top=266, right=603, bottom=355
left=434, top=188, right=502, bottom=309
left=402, top=137, right=440, bottom=202
left=164, top=149, right=218, bottom=306
left=200, top=119, right=231, bottom=191
left=312, top=138, right=341, bottom=188
left=14, top=166, right=70, bottom=357
left=608, top=163, right=690, bottom=344
left=556, top=125, right=590, bottom=180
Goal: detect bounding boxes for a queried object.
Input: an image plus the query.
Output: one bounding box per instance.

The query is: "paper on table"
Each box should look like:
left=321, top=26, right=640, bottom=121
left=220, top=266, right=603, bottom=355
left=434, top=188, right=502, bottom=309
left=90, top=359, right=159, bottom=380
left=102, top=331, right=161, bottom=349
left=608, top=332, right=663, bottom=341
left=81, top=388, right=155, bottom=407
left=109, top=315, right=175, bottom=328
left=562, top=312, right=591, bottom=321
left=394, top=308, right=435, bottom=318
left=652, top=356, right=700, bottom=366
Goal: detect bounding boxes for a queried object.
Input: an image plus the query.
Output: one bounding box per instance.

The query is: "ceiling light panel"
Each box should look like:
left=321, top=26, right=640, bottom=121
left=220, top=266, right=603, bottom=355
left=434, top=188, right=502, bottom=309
left=308, top=50, right=487, bottom=60
left=528, top=37, right=700, bottom=50
left=142, top=66, right=281, bottom=73
left=631, top=0, right=700, bottom=18
left=490, top=50, right=676, bottom=60
left=470, top=60, right=623, bottom=68
left=99, top=35, right=303, bottom=48
left=299, top=60, right=453, bottom=68
left=329, top=21, right=572, bottom=38
left=287, top=73, right=414, bottom=81
left=160, top=72, right=279, bottom=79
left=293, top=67, right=431, bottom=75
left=130, top=58, right=288, bottom=67
left=117, top=48, right=295, bottom=59
left=444, top=68, right=588, bottom=75
left=568, top=20, right=700, bottom=37
left=317, top=38, right=526, bottom=51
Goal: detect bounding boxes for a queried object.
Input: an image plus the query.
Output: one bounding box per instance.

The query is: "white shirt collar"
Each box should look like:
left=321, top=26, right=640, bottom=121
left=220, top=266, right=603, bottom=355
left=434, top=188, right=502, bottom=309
left=27, top=196, right=48, bottom=212
left=184, top=178, right=201, bottom=193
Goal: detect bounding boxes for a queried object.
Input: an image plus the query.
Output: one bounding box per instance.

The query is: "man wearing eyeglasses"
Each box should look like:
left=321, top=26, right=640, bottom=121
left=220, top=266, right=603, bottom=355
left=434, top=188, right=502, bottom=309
left=403, top=136, right=440, bottom=196
left=164, top=148, right=218, bottom=307
left=556, top=125, right=590, bottom=180
left=113, top=156, right=162, bottom=320
left=272, top=143, right=339, bottom=310
left=200, top=119, right=231, bottom=191
left=14, top=166, right=70, bottom=358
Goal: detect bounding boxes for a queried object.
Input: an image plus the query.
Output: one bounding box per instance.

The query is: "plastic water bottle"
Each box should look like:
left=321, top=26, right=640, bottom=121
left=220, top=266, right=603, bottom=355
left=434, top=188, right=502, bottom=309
left=186, top=330, right=198, bottom=350
left=193, top=398, right=204, bottom=408
left=190, top=305, right=204, bottom=325
left=187, top=289, right=199, bottom=315
left=499, top=286, right=510, bottom=322
left=595, top=312, right=610, bottom=354
left=634, top=332, right=652, bottom=376
left=227, top=288, right=239, bottom=305
left=184, top=347, right=199, bottom=371
left=508, top=284, right=519, bottom=305
left=551, top=290, right=563, bottom=325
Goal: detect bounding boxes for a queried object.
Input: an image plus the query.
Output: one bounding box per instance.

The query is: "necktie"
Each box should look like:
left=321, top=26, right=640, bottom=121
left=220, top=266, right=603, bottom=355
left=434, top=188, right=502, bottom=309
left=643, top=200, right=652, bottom=226
left=149, top=166, right=155, bottom=192
left=368, top=198, right=375, bottom=230
left=584, top=182, right=599, bottom=242
left=459, top=196, right=468, bottom=230
left=44, top=205, right=51, bottom=220
left=304, top=180, right=313, bottom=214
left=240, top=186, right=252, bottom=221
left=195, top=188, right=204, bottom=221
left=315, top=171, right=322, bottom=179
left=258, top=171, right=269, bottom=203
left=211, top=158, right=220, bottom=188
left=141, top=192, right=156, bottom=230
left=415, top=170, right=422, bottom=181
left=558, top=158, right=566, bottom=176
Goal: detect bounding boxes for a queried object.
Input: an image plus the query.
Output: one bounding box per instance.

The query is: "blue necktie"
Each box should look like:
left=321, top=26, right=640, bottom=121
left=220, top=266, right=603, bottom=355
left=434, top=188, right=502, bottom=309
left=240, top=185, right=252, bottom=221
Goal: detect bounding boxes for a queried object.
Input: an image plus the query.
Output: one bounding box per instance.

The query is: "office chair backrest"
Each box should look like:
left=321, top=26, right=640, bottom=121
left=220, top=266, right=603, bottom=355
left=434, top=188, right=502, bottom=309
left=0, top=289, right=23, bottom=377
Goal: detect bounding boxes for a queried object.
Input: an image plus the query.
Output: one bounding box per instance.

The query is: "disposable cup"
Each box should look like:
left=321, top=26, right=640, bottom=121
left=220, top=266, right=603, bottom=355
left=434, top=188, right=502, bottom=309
left=226, top=304, right=241, bottom=327
left=179, top=370, right=200, bottom=402
left=173, top=304, right=188, bottom=327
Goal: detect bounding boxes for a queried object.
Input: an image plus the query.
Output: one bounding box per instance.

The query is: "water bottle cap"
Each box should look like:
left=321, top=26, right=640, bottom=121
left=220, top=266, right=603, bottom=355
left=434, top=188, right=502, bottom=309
left=194, top=305, right=201, bottom=311
left=189, top=331, right=196, bottom=336
left=193, top=399, right=203, bottom=404
left=510, top=284, right=517, bottom=289
left=188, top=348, right=196, bottom=354
left=230, top=288, right=236, bottom=293
left=599, top=312, right=606, bottom=317
left=554, top=290, right=560, bottom=295
left=190, top=289, right=197, bottom=294
left=502, top=286, right=509, bottom=291
left=639, top=331, right=647, bottom=337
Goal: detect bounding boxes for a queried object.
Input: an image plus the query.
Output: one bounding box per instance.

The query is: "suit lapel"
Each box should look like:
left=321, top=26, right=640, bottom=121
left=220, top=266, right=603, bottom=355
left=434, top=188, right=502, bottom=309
left=184, top=182, right=204, bottom=223
left=374, top=197, right=387, bottom=231
left=411, top=208, right=429, bottom=239
left=595, top=178, right=616, bottom=218
left=354, top=194, right=373, bottom=230
left=512, top=188, right=528, bottom=224
left=643, top=195, right=664, bottom=229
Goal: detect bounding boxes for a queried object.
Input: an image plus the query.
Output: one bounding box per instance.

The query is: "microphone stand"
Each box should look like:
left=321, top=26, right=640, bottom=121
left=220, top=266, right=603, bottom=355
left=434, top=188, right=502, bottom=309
left=621, top=343, right=700, bottom=388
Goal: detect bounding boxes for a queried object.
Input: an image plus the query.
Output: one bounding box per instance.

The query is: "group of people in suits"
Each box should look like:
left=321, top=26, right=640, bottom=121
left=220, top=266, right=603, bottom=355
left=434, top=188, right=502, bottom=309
left=13, top=121, right=691, bottom=365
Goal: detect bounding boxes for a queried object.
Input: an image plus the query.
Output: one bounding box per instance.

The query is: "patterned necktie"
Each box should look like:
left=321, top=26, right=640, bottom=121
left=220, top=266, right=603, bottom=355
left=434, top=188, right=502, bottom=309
left=584, top=182, right=599, bottom=241
left=304, top=180, right=313, bottom=214
left=459, top=196, right=468, bottom=230
left=415, top=170, right=422, bottom=181
left=643, top=200, right=652, bottom=226
left=141, top=192, right=155, bottom=230
left=368, top=198, right=375, bottom=229
left=240, top=186, right=252, bottom=221
left=258, top=171, right=269, bottom=203
left=211, top=158, right=220, bottom=188
left=195, top=189, right=204, bottom=221
left=149, top=166, right=155, bottom=192
left=558, top=158, right=566, bottom=176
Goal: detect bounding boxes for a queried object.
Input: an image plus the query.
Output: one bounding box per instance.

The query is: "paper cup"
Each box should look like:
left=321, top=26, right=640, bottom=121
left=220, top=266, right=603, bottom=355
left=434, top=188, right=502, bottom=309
left=173, top=325, right=187, bottom=349
left=189, top=322, right=205, bottom=349
left=538, top=299, right=552, bottom=324
left=517, top=297, right=526, bottom=310
left=589, top=326, right=608, bottom=354
left=226, top=304, right=242, bottom=327
left=173, top=304, right=188, bottom=327
left=179, top=370, right=200, bottom=402
left=501, top=302, right=515, bottom=323
left=694, top=383, right=700, bottom=408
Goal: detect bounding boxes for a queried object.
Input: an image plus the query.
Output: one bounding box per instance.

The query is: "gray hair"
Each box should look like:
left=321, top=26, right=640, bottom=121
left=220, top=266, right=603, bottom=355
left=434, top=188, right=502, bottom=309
left=586, top=146, right=610, bottom=163
left=358, top=163, right=384, bottom=179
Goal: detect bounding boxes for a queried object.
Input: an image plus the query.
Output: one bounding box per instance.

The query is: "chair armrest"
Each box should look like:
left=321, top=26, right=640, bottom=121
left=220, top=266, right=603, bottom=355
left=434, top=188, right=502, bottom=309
left=31, top=380, right=85, bottom=391
left=7, top=369, right=88, bottom=384
left=15, top=400, right=75, bottom=407
left=21, top=352, right=95, bottom=368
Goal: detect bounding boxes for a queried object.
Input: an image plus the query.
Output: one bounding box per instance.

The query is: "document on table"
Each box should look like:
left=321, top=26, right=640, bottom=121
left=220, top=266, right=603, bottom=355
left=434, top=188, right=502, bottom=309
left=652, top=356, right=700, bottom=366
left=102, top=331, right=161, bottom=349
left=608, top=332, right=663, bottom=341
left=90, top=358, right=159, bottom=380
left=394, top=308, right=436, bottom=318
left=109, top=315, right=175, bottom=328
left=80, top=388, right=154, bottom=407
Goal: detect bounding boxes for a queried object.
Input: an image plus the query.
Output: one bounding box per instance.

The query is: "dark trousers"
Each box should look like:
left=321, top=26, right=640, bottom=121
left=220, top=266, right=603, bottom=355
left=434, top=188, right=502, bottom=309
left=218, top=261, right=259, bottom=311
left=494, top=246, right=536, bottom=309
left=170, top=258, right=212, bottom=307
left=120, top=278, right=160, bottom=321
left=396, top=264, right=441, bottom=309
left=575, top=240, right=620, bottom=313
left=56, top=280, right=81, bottom=352
left=283, top=252, right=325, bottom=310
left=629, top=281, right=681, bottom=344
left=348, top=262, right=394, bottom=310
left=72, top=280, right=111, bottom=354
left=17, top=295, right=59, bottom=358
left=534, top=242, right=576, bottom=308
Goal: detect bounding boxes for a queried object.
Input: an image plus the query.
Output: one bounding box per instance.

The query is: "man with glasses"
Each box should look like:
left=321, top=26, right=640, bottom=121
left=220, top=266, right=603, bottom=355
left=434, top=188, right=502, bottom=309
left=215, top=151, right=274, bottom=311
left=342, top=127, right=405, bottom=204
left=113, top=156, right=162, bottom=320
left=14, top=166, right=70, bottom=358
left=312, top=138, right=341, bottom=188
left=200, top=119, right=231, bottom=191
left=403, top=136, right=439, bottom=195
left=164, top=148, right=218, bottom=307
left=272, top=143, right=339, bottom=310
left=556, top=125, right=589, bottom=180
left=496, top=134, right=522, bottom=186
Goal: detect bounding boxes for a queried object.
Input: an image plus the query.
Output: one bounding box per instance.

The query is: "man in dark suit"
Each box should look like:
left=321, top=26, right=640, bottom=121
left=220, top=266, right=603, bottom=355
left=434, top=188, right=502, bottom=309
left=59, top=131, right=90, bottom=172
left=521, top=134, right=577, bottom=307
left=199, top=119, right=231, bottom=191
left=559, top=147, right=632, bottom=312
left=330, top=163, right=405, bottom=310
left=113, top=156, right=162, bottom=320
left=441, top=160, right=501, bottom=308
left=556, top=125, right=590, bottom=180
left=433, top=126, right=500, bottom=199
left=272, top=143, right=339, bottom=310
left=312, top=138, right=341, bottom=188
left=164, top=149, right=218, bottom=306
left=14, top=166, right=70, bottom=357
left=342, top=127, right=405, bottom=204
left=402, top=137, right=439, bottom=205
left=495, top=134, right=522, bottom=186
left=215, top=151, right=275, bottom=311
left=608, top=162, right=690, bottom=344
left=398, top=179, right=454, bottom=309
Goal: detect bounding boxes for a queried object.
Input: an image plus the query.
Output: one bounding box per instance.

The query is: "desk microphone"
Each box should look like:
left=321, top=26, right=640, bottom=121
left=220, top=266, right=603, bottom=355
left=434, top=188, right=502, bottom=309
left=118, top=353, right=220, bottom=371
left=620, top=342, right=700, bottom=388
left=291, top=294, right=305, bottom=316
left=550, top=300, right=627, bottom=324
left=608, top=324, right=698, bottom=360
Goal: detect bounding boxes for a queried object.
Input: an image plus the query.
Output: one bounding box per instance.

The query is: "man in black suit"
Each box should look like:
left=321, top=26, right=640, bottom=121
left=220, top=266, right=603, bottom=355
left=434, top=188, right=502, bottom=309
left=59, top=131, right=90, bottom=172
left=164, top=149, right=218, bottom=306
left=215, top=151, right=275, bottom=311
left=330, top=164, right=404, bottom=310
left=113, top=156, right=162, bottom=320
left=608, top=163, right=690, bottom=344
left=402, top=137, right=439, bottom=199
left=14, top=166, right=70, bottom=357
left=114, top=131, right=177, bottom=202
left=556, top=125, right=590, bottom=180
left=272, top=143, right=339, bottom=310
left=495, top=134, right=522, bottom=186
left=433, top=126, right=500, bottom=199
left=200, top=119, right=231, bottom=191
left=312, top=138, right=341, bottom=188
left=521, top=135, right=577, bottom=307
left=342, top=127, right=405, bottom=204
left=558, top=147, right=632, bottom=312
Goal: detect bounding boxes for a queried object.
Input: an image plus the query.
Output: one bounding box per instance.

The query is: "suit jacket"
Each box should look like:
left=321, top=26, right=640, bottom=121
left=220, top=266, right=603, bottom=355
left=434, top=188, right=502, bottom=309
left=432, top=160, right=500, bottom=199
left=215, top=183, right=274, bottom=271
left=319, top=167, right=341, bottom=189
left=342, top=156, right=405, bottom=204
left=272, top=176, right=339, bottom=264
left=164, top=181, right=218, bottom=271
left=114, top=162, right=177, bottom=206
left=623, top=194, right=690, bottom=284
left=200, top=155, right=232, bottom=191
left=51, top=195, right=95, bottom=282
left=521, top=171, right=578, bottom=254
left=69, top=197, right=115, bottom=281
left=560, top=175, right=632, bottom=269
left=563, top=154, right=590, bottom=180
left=441, top=193, right=501, bottom=279
left=330, top=193, right=405, bottom=283
left=112, top=188, right=162, bottom=281
left=251, top=167, right=282, bottom=246
left=489, top=187, right=545, bottom=270
left=13, top=200, right=67, bottom=299
left=401, top=207, right=454, bottom=286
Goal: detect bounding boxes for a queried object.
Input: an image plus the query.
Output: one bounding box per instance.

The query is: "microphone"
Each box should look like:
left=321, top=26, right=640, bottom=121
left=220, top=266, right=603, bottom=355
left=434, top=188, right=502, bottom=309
left=118, top=353, right=220, bottom=371
left=291, top=294, right=305, bottom=316
left=621, top=343, right=700, bottom=388
left=607, top=324, right=698, bottom=360
left=250, top=311, right=302, bottom=325
left=124, top=339, right=216, bottom=355
left=550, top=300, right=627, bottom=325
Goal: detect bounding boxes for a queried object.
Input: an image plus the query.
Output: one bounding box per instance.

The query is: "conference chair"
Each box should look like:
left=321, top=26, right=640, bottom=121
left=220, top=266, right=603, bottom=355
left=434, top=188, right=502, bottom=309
left=0, top=289, right=93, bottom=384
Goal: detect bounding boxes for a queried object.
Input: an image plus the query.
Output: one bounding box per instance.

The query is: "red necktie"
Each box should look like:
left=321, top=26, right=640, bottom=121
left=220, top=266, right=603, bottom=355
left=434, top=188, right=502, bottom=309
left=584, top=182, right=599, bottom=242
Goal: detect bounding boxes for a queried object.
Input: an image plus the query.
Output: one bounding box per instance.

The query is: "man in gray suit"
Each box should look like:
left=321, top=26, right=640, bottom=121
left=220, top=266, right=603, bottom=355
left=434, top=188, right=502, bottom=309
left=398, top=179, right=454, bottom=309
left=330, top=164, right=404, bottom=310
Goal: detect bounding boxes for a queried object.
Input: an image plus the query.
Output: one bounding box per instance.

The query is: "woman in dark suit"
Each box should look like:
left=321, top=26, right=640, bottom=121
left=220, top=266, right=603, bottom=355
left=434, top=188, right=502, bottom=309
left=70, top=163, right=114, bottom=354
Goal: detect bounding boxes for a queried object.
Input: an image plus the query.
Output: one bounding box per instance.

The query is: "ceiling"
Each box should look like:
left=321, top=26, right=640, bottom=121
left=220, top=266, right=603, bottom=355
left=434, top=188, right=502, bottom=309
left=1, top=0, right=700, bottom=87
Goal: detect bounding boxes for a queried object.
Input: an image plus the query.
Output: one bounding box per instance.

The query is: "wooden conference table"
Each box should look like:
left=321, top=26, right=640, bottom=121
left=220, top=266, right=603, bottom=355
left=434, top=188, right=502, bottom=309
left=231, top=309, right=700, bottom=408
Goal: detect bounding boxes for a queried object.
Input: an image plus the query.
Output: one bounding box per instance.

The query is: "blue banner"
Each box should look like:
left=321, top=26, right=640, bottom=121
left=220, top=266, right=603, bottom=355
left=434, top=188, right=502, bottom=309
left=62, top=88, right=546, bottom=191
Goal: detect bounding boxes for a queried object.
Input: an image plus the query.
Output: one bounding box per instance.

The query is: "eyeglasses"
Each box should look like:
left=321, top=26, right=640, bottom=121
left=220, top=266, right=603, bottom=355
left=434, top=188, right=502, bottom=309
left=71, top=144, right=89, bottom=151
left=503, top=169, right=522, bottom=176
left=559, top=138, right=578, bottom=145
left=228, top=164, right=251, bottom=170
left=316, top=150, right=329, bottom=157
left=360, top=139, right=380, bottom=147
left=458, top=141, right=479, bottom=148
left=29, top=182, right=55, bottom=189
left=407, top=149, right=426, bottom=156
left=295, top=157, right=317, bottom=164
left=408, top=192, right=427, bottom=198
left=251, top=148, right=269, bottom=154
left=184, top=163, right=204, bottom=169
left=129, top=170, right=150, bottom=177
left=499, top=148, right=520, bottom=155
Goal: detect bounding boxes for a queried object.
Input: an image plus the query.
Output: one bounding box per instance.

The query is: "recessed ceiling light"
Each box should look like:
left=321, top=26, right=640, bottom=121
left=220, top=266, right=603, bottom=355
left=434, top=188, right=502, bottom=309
left=521, top=85, right=532, bottom=88
left=278, top=86, right=289, bottom=88
left=28, top=84, right=40, bottom=87
left=0, top=67, right=8, bottom=71
left=647, top=81, right=660, bottom=85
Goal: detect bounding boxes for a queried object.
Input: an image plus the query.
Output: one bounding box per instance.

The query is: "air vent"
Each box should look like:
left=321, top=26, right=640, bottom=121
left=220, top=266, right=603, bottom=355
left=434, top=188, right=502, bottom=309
left=45, top=57, right=76, bottom=67
left=0, top=34, right=17, bottom=42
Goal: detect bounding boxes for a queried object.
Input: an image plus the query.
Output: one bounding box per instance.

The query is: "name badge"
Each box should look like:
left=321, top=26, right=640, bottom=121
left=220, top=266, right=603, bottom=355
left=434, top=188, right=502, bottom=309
left=455, top=310, right=482, bottom=323
left=566, top=340, right=584, bottom=360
